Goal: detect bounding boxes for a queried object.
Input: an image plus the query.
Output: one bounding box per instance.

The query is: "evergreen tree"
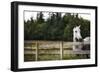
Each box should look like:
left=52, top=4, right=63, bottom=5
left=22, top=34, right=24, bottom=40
left=24, top=12, right=90, bottom=41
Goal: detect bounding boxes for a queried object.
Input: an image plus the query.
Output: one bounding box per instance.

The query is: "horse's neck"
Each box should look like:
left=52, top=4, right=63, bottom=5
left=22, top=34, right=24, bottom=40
left=73, top=37, right=76, bottom=42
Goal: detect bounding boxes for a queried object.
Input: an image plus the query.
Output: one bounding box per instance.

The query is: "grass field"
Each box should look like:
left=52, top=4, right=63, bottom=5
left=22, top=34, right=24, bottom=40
left=24, top=53, right=90, bottom=62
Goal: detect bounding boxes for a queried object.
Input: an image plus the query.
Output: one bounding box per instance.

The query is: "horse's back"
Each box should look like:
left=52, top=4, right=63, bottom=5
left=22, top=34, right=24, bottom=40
left=84, top=37, right=90, bottom=42
left=82, top=37, right=90, bottom=50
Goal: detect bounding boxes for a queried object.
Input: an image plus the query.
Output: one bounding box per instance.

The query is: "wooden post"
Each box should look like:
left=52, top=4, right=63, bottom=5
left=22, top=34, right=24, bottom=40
left=60, top=41, right=63, bottom=60
left=31, top=44, right=34, bottom=61
left=36, top=41, right=39, bottom=61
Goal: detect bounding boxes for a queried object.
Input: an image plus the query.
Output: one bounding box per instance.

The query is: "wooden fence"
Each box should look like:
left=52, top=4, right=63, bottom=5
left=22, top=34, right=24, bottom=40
left=24, top=41, right=90, bottom=61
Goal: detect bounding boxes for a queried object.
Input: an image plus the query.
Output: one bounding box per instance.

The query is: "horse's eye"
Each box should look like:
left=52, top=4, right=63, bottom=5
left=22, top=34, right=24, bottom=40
left=75, top=31, right=77, bottom=33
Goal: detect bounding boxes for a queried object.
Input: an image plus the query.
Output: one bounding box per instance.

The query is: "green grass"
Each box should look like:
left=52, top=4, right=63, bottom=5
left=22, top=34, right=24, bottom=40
left=24, top=54, right=90, bottom=62
left=63, top=54, right=90, bottom=60
left=24, top=54, right=35, bottom=62
left=38, top=54, right=60, bottom=61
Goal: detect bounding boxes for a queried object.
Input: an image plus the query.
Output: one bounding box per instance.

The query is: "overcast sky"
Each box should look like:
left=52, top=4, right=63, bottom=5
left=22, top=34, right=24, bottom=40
left=24, top=11, right=90, bottom=21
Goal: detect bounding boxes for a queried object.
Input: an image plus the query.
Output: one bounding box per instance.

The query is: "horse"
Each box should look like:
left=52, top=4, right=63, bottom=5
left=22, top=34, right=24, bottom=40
left=73, top=25, right=90, bottom=58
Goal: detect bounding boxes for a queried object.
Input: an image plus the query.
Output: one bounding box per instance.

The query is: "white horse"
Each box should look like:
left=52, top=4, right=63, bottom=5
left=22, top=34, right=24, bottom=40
left=73, top=25, right=90, bottom=51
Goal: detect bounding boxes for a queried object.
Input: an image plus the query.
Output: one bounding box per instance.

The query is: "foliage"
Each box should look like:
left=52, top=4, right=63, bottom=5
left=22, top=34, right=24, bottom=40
left=24, top=12, right=90, bottom=41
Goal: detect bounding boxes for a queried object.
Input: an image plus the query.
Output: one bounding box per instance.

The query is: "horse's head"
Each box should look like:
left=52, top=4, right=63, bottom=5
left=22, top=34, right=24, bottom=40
left=73, top=25, right=82, bottom=42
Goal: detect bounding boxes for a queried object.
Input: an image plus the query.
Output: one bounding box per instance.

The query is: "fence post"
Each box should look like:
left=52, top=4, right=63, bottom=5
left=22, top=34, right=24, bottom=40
left=60, top=41, right=63, bottom=60
left=36, top=41, right=39, bottom=61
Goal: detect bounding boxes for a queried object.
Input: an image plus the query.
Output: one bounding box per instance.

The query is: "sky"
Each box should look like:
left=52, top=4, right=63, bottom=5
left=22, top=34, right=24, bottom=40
left=24, top=11, right=91, bottom=21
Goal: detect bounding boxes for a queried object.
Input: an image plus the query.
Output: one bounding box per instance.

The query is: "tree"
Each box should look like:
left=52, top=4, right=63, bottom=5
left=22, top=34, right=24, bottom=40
left=63, top=24, right=73, bottom=41
left=24, top=12, right=90, bottom=41
left=37, top=12, right=44, bottom=24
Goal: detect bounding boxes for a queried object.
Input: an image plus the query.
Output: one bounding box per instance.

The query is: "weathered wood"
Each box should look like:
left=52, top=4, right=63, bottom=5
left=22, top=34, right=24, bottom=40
left=24, top=42, right=90, bottom=49
left=24, top=41, right=90, bottom=59
left=60, top=41, right=63, bottom=60
left=24, top=50, right=90, bottom=55
left=24, top=41, right=90, bottom=45
left=35, top=41, right=39, bottom=61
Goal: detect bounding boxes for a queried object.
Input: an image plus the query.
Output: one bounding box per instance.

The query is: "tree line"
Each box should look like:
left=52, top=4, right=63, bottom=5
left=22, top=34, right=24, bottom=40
left=24, top=12, right=90, bottom=41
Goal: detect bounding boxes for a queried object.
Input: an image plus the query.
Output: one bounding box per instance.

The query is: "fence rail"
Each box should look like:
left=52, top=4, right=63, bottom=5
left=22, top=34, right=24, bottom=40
left=25, top=50, right=90, bottom=55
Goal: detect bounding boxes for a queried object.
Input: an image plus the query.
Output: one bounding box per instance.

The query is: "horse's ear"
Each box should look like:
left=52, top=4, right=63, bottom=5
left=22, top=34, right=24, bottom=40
left=79, top=25, right=81, bottom=28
